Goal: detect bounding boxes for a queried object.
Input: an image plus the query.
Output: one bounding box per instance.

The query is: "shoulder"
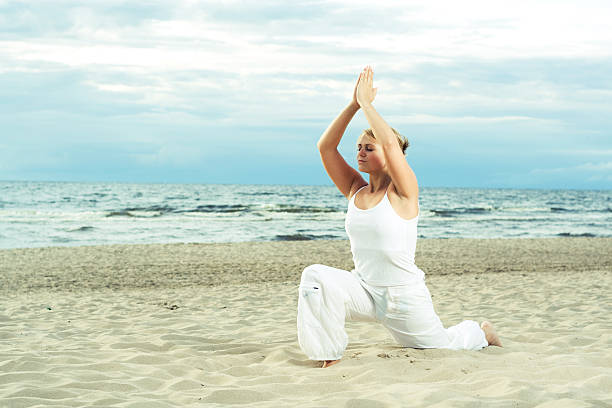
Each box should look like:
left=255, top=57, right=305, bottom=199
left=348, top=182, right=368, bottom=200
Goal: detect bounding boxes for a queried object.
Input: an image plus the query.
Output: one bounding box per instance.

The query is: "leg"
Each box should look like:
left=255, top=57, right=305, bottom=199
left=378, top=282, right=489, bottom=351
left=297, top=264, right=376, bottom=365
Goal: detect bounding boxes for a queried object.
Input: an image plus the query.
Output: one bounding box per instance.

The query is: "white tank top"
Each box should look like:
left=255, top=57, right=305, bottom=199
left=345, top=185, right=425, bottom=286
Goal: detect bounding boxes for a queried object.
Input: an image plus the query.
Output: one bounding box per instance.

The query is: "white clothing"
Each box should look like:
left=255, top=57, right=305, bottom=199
left=297, top=264, right=487, bottom=360
left=297, top=187, right=488, bottom=361
left=345, top=186, right=424, bottom=286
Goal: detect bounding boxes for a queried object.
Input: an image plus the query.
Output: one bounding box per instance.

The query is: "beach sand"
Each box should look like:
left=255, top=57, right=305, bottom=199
left=1, top=238, right=610, bottom=407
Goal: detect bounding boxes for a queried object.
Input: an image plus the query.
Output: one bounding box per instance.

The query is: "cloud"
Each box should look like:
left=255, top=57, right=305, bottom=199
left=387, top=114, right=559, bottom=125
left=4, top=1, right=612, bottom=71
left=525, top=161, right=612, bottom=186
left=129, top=144, right=206, bottom=167
left=1, top=0, right=611, bottom=188
left=553, top=149, right=612, bottom=157
left=531, top=161, right=612, bottom=175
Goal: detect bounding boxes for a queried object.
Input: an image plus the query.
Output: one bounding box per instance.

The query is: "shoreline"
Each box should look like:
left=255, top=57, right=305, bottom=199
left=1, top=237, right=610, bottom=295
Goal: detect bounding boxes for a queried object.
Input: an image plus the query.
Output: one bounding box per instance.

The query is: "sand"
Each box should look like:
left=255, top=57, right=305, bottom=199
left=0, top=238, right=611, bottom=407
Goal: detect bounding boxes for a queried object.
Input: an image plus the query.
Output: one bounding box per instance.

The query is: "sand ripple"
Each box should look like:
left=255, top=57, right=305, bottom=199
left=0, top=240, right=611, bottom=407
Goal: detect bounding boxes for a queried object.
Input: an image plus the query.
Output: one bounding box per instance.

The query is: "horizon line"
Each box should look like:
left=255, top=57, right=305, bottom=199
left=1, top=178, right=610, bottom=192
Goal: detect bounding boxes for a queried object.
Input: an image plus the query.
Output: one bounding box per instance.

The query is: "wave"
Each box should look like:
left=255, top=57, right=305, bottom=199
left=273, top=233, right=339, bottom=241
left=85, top=192, right=110, bottom=198
left=429, top=206, right=611, bottom=218
left=105, top=203, right=341, bottom=216
left=238, top=192, right=305, bottom=198
left=552, top=207, right=612, bottom=214
left=267, top=204, right=338, bottom=214
left=51, top=236, right=73, bottom=243
left=106, top=205, right=177, bottom=217
left=557, top=232, right=597, bottom=237
left=238, top=192, right=276, bottom=196
left=476, top=217, right=554, bottom=222
left=68, top=226, right=95, bottom=232
left=178, top=204, right=249, bottom=214
left=430, top=207, right=493, bottom=217
left=124, top=205, right=176, bottom=213
left=550, top=207, right=578, bottom=212
left=106, top=210, right=165, bottom=218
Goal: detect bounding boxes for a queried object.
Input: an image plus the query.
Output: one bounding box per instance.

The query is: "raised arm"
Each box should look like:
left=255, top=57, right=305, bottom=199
left=356, top=66, right=418, bottom=200
left=317, top=75, right=367, bottom=198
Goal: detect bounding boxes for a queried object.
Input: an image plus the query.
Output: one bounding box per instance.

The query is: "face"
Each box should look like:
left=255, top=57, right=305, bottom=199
left=356, top=134, right=386, bottom=173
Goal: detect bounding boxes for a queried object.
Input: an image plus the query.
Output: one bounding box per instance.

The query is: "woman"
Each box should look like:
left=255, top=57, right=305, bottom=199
left=297, top=66, right=502, bottom=368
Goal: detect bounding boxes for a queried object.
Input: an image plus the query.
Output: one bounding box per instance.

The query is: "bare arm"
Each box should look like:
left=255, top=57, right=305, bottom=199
left=317, top=103, right=359, bottom=151
left=317, top=76, right=367, bottom=198
left=357, top=66, right=418, bottom=199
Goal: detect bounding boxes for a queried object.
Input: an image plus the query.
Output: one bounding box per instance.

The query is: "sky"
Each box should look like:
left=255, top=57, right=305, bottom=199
left=1, top=0, right=611, bottom=189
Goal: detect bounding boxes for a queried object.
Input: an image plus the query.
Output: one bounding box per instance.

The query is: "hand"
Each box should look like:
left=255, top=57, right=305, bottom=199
left=350, top=72, right=360, bottom=109
left=356, top=65, right=377, bottom=108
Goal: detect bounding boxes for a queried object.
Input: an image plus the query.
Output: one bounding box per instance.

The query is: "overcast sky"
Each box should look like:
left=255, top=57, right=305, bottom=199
left=1, top=0, right=611, bottom=189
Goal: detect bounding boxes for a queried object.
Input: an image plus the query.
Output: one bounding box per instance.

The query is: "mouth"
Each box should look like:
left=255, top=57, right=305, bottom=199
left=358, top=160, right=366, bottom=163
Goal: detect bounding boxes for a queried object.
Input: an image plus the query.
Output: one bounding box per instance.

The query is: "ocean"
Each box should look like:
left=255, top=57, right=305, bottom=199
left=0, top=181, right=610, bottom=249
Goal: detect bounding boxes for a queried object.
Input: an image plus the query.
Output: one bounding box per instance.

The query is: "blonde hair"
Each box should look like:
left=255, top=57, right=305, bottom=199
left=362, top=127, right=410, bottom=155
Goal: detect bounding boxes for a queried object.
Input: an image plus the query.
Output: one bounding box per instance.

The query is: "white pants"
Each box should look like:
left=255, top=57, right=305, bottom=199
left=297, top=264, right=488, bottom=361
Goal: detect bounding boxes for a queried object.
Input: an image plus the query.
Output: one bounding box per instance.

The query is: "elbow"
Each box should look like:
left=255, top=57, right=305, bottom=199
left=381, top=140, right=399, bottom=153
left=381, top=139, right=395, bottom=149
left=317, top=140, right=331, bottom=152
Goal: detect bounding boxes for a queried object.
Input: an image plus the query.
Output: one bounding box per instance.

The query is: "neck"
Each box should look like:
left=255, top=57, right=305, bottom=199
left=367, top=171, right=392, bottom=193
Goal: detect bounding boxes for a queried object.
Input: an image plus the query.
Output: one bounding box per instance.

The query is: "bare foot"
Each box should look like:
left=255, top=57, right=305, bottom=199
left=481, top=321, right=503, bottom=347
left=321, top=359, right=340, bottom=368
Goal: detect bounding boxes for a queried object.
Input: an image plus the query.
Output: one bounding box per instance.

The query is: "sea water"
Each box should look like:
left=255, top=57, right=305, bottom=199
left=0, top=181, right=610, bottom=249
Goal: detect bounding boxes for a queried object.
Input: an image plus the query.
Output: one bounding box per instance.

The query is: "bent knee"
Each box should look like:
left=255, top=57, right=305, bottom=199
left=301, top=264, right=324, bottom=285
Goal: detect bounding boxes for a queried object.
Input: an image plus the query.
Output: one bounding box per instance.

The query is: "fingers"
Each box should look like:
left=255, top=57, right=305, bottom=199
left=358, top=70, right=367, bottom=85
left=356, top=65, right=375, bottom=104
left=361, top=65, right=373, bottom=84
